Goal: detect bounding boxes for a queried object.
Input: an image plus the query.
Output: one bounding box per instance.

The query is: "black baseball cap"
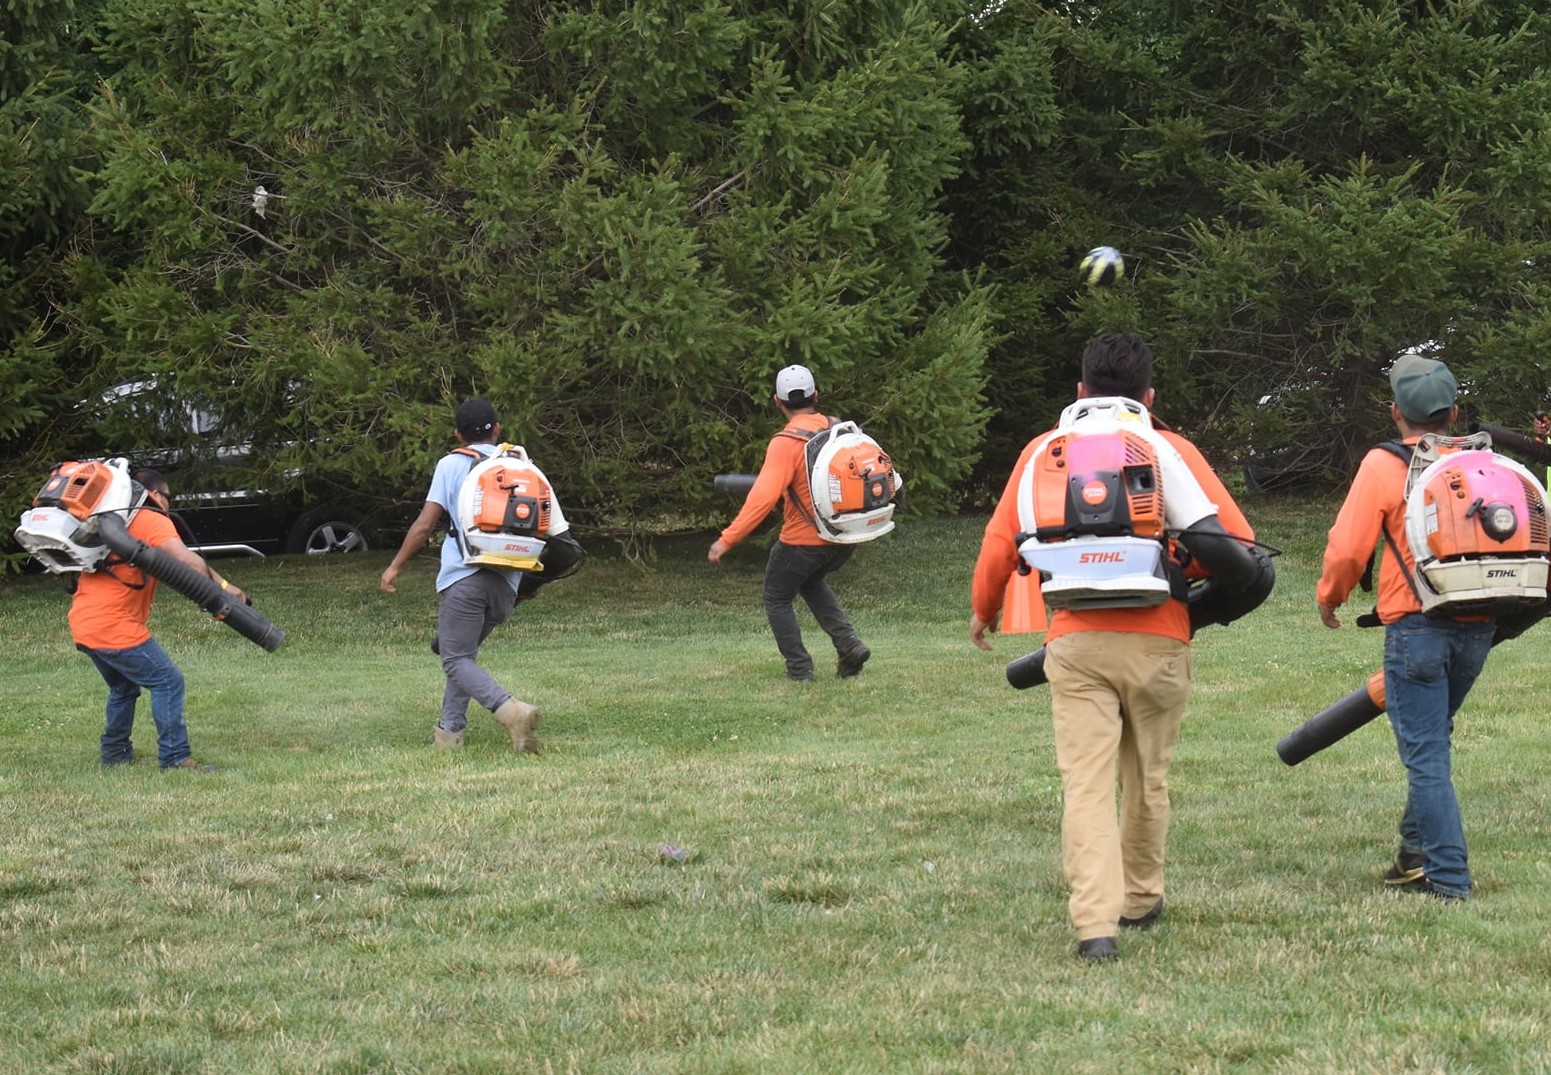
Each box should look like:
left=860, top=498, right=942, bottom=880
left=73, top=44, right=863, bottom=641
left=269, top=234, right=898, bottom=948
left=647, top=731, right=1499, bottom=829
left=455, top=398, right=498, bottom=439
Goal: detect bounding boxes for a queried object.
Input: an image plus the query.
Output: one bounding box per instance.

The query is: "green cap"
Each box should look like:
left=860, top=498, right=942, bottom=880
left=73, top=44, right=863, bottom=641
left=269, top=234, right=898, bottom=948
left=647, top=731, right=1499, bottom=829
left=1390, top=353, right=1457, bottom=422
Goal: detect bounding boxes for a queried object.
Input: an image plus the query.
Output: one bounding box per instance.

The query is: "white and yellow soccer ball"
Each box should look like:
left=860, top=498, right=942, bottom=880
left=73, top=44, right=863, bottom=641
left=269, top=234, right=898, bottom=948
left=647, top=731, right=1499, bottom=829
left=1078, top=245, right=1125, bottom=287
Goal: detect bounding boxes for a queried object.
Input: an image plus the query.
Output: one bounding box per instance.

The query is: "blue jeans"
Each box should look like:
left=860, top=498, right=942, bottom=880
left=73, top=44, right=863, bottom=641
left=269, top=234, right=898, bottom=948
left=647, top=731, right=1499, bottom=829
left=79, top=639, right=191, bottom=768
left=1382, top=614, right=1495, bottom=898
left=762, top=542, right=862, bottom=679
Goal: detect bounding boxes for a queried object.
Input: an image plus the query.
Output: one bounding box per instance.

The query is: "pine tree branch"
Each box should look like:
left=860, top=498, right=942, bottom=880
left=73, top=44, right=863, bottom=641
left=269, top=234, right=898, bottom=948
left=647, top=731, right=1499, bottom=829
left=690, top=169, right=746, bottom=214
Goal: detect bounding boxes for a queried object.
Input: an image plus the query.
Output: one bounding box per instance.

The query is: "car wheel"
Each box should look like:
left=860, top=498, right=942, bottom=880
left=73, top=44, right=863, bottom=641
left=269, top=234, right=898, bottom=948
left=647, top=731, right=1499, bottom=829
left=286, top=509, right=372, bottom=555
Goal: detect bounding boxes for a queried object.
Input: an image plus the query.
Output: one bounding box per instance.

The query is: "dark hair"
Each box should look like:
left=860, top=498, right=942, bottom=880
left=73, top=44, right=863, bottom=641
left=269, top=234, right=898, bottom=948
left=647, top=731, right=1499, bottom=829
left=131, top=467, right=169, bottom=496
left=1409, top=412, right=1454, bottom=434
left=1080, top=332, right=1154, bottom=400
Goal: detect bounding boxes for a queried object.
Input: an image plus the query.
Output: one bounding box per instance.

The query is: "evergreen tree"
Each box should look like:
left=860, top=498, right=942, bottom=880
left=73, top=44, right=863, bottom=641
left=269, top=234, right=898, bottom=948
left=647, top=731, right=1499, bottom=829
left=0, top=0, right=101, bottom=458
left=950, top=0, right=1551, bottom=487
left=49, top=0, right=992, bottom=534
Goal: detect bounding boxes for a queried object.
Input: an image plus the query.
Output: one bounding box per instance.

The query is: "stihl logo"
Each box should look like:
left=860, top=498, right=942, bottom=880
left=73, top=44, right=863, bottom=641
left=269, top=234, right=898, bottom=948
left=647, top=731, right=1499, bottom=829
left=1486, top=569, right=1518, bottom=579
left=1079, top=551, right=1127, bottom=564
left=1081, top=479, right=1109, bottom=506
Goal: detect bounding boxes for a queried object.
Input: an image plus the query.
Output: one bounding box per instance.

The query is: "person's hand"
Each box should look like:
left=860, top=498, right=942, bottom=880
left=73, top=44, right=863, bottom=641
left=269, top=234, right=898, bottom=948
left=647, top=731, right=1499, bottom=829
left=1534, top=413, right=1550, bottom=438
left=1318, top=602, right=1342, bottom=629
left=969, top=612, right=997, bottom=651
left=380, top=565, right=401, bottom=594
left=707, top=540, right=729, bottom=565
left=227, top=585, right=248, bottom=606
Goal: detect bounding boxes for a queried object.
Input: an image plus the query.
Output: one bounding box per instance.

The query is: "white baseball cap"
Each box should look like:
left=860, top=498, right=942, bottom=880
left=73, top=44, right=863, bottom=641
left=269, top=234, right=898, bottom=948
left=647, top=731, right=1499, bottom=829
left=775, top=364, right=816, bottom=403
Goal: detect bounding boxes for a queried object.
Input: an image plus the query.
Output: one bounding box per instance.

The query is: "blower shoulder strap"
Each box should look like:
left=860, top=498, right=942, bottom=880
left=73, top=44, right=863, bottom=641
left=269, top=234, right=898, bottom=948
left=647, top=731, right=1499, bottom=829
left=777, top=418, right=839, bottom=532
left=1358, top=440, right=1419, bottom=608
left=446, top=446, right=486, bottom=536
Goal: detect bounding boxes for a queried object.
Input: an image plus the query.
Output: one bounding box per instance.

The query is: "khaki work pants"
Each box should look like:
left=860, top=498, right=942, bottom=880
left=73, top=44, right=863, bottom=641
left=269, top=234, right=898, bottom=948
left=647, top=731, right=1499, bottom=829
left=1046, top=630, right=1192, bottom=940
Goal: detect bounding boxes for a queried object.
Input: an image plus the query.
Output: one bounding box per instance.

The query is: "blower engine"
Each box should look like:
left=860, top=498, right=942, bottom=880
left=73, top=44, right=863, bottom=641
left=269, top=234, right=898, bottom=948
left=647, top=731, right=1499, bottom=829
left=1402, top=436, right=1550, bottom=617
left=14, top=457, right=140, bottom=574
left=1013, top=397, right=1221, bottom=611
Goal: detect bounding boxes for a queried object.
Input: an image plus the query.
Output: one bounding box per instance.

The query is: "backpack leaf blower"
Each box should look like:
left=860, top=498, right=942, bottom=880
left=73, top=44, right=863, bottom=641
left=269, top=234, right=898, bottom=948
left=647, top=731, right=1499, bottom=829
left=1004, top=398, right=1275, bottom=687
left=1279, top=431, right=1551, bottom=764
left=15, top=458, right=285, bottom=652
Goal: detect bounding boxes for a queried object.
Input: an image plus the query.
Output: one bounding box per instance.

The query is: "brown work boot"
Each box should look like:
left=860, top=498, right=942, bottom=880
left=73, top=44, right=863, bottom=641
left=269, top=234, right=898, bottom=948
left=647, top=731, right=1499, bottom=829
left=492, top=698, right=541, bottom=754
left=166, top=758, right=220, bottom=773
left=431, top=726, right=464, bottom=749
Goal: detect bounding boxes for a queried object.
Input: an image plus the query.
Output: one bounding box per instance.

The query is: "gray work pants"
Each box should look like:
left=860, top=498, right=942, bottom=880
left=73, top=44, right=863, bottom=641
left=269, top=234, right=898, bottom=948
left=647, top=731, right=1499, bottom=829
left=438, top=570, right=517, bottom=731
left=762, top=541, right=863, bottom=679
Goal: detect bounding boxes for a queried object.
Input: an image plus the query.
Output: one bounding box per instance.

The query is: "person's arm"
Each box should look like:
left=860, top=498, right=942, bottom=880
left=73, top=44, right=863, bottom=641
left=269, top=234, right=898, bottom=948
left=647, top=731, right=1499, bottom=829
left=159, top=537, right=248, bottom=605
left=1315, top=453, right=1393, bottom=628
left=1170, top=434, right=1254, bottom=545
left=381, top=501, right=446, bottom=594
left=708, top=435, right=795, bottom=563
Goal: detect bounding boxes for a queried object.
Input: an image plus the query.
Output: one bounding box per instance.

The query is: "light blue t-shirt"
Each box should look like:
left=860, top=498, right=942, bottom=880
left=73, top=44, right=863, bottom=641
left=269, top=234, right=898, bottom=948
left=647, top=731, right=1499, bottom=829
left=427, top=444, right=567, bottom=594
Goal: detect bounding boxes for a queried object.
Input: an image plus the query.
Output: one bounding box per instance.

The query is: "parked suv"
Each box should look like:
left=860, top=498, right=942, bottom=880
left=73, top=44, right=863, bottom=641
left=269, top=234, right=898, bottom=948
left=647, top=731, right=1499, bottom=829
left=86, top=380, right=390, bottom=557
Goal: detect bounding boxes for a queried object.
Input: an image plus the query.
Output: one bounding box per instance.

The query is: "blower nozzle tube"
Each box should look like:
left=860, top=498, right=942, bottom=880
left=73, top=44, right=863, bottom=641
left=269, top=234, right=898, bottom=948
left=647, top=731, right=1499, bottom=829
left=98, top=513, right=285, bottom=652
left=714, top=474, right=757, bottom=499
left=1277, top=597, right=1551, bottom=764
left=1470, top=421, right=1551, bottom=468
left=1276, top=671, right=1384, bottom=766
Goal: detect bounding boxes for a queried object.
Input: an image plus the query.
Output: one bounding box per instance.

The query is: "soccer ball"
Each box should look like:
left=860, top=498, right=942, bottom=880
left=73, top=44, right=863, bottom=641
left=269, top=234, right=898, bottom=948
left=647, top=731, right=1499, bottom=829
left=1079, top=246, right=1125, bottom=287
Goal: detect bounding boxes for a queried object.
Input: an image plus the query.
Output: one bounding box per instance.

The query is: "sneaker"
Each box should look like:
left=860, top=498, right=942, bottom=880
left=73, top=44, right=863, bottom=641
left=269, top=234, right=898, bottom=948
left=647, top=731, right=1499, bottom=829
left=492, top=698, right=541, bottom=754
left=836, top=643, right=871, bottom=678
left=431, top=726, right=464, bottom=749
left=166, top=758, right=220, bottom=773
left=1383, top=850, right=1425, bottom=887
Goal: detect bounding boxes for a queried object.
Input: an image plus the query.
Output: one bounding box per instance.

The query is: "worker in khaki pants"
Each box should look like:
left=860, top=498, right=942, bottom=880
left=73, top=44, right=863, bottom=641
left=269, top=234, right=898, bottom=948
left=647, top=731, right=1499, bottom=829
left=969, top=333, right=1257, bottom=962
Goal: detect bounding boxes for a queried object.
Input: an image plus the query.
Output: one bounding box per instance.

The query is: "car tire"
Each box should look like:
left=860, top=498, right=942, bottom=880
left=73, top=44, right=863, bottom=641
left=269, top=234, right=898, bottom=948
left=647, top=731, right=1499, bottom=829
left=286, top=509, right=372, bottom=555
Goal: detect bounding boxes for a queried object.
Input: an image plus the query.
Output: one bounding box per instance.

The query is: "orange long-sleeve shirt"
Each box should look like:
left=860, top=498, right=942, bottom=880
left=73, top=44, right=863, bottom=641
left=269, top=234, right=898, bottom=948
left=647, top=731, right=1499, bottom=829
left=971, top=425, right=1253, bottom=644
left=1317, top=442, right=1426, bottom=623
left=719, top=412, right=831, bottom=549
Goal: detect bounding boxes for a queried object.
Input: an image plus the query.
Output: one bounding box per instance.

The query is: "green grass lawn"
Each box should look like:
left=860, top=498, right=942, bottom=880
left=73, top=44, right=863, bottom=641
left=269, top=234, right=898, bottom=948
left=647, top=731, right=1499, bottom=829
left=3, top=498, right=1550, bottom=1074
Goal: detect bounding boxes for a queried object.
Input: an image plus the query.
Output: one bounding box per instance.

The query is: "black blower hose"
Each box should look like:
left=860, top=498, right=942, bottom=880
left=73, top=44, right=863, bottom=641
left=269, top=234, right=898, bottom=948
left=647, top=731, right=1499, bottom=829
left=1275, top=674, right=1384, bottom=766
left=1274, top=596, right=1551, bottom=765
left=714, top=473, right=758, bottom=498
left=98, top=513, right=286, bottom=652
left=1470, top=421, right=1551, bottom=468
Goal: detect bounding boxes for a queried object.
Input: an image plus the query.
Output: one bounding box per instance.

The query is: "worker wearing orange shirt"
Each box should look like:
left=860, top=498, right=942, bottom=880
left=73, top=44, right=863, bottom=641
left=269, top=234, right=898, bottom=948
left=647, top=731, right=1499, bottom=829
left=72, top=469, right=247, bottom=772
left=969, top=333, right=1263, bottom=961
left=709, top=365, right=871, bottom=681
left=1316, top=355, right=1492, bottom=901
